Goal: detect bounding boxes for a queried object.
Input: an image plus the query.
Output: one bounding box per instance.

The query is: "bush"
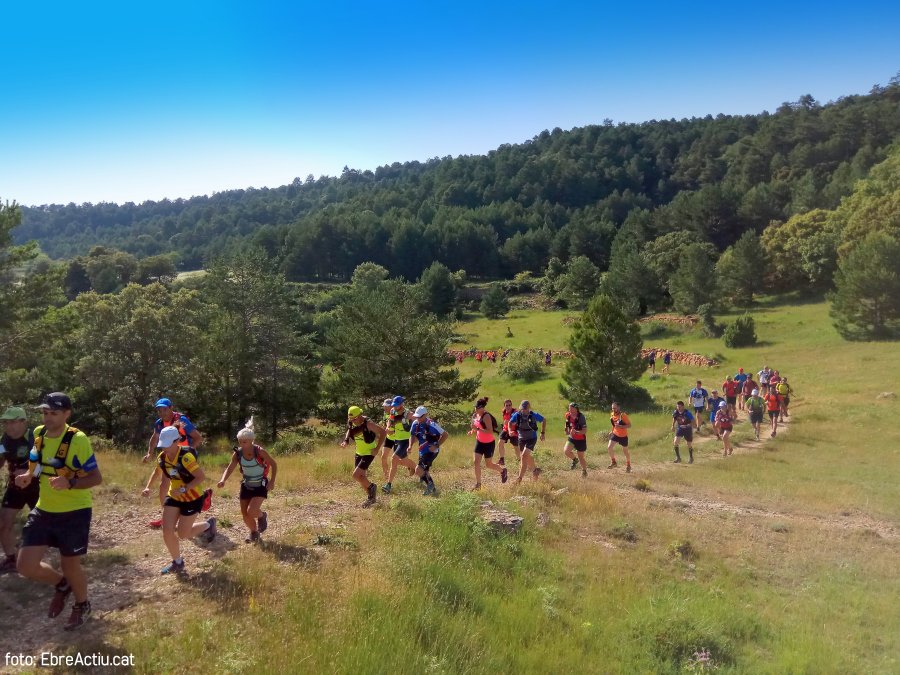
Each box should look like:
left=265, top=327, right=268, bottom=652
left=723, top=314, right=757, bottom=348
left=499, top=350, right=545, bottom=383
left=269, top=432, right=316, bottom=455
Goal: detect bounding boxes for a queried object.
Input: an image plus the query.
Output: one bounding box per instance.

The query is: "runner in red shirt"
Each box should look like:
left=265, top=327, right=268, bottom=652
left=764, top=385, right=782, bottom=437
left=722, top=376, right=741, bottom=417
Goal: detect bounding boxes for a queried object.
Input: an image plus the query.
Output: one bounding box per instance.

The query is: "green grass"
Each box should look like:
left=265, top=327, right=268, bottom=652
left=21, top=297, right=900, bottom=674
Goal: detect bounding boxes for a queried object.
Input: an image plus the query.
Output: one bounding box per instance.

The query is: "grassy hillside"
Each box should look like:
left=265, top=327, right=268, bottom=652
left=1, top=298, right=898, bottom=673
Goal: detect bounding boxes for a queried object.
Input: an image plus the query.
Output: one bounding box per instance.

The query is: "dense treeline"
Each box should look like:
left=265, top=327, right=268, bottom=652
left=16, top=81, right=900, bottom=281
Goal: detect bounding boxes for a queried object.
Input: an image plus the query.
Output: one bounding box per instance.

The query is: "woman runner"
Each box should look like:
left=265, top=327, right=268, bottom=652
left=142, top=426, right=216, bottom=575
left=714, top=401, right=734, bottom=456
left=469, top=397, right=507, bottom=489
left=340, top=406, right=386, bottom=507
left=563, top=403, right=589, bottom=477
left=607, top=402, right=632, bottom=472
left=217, top=418, right=278, bottom=543
left=496, top=399, right=515, bottom=465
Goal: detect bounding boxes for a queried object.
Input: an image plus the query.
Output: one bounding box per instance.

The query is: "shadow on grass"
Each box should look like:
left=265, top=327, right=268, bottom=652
left=259, top=540, right=322, bottom=568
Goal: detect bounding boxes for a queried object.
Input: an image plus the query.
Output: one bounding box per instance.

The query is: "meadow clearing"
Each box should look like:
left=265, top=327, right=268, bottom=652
left=0, top=297, right=897, bottom=674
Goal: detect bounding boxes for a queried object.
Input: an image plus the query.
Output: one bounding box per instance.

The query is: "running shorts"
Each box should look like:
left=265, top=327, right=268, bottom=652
left=568, top=438, right=587, bottom=452
left=1, top=481, right=40, bottom=511
left=239, top=484, right=269, bottom=501
left=164, top=495, right=205, bottom=516
left=21, top=508, right=92, bottom=557
left=354, top=454, right=376, bottom=471
left=474, top=440, right=496, bottom=458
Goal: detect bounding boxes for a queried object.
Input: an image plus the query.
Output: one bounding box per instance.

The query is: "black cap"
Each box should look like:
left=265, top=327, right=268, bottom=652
left=38, top=392, right=72, bottom=411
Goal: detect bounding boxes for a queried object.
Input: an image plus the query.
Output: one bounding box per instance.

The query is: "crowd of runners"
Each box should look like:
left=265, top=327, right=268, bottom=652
left=0, top=363, right=793, bottom=629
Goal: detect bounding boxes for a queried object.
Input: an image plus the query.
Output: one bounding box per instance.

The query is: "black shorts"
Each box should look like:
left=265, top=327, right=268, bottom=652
left=517, top=437, right=537, bottom=451
left=2, top=481, right=40, bottom=511
left=499, top=430, right=510, bottom=442
left=782, top=397, right=790, bottom=406
left=726, top=396, right=737, bottom=405
left=693, top=406, right=705, bottom=416
left=474, top=440, right=496, bottom=458
left=21, top=508, right=92, bottom=557
left=384, top=438, right=395, bottom=449
left=239, top=484, right=269, bottom=501
left=768, top=410, right=779, bottom=419
left=391, top=439, right=410, bottom=459
left=609, top=435, right=628, bottom=448
left=749, top=412, right=763, bottom=424
left=675, top=427, right=694, bottom=443
left=568, top=438, right=587, bottom=452
left=164, top=495, right=205, bottom=516
left=354, top=454, right=376, bottom=471
left=418, top=451, right=439, bottom=471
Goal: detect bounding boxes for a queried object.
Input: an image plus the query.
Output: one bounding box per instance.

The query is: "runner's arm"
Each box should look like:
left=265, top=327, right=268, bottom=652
left=181, top=467, right=206, bottom=495
left=188, top=429, right=203, bottom=447
left=218, top=455, right=239, bottom=486
left=368, top=420, right=387, bottom=453
left=437, top=430, right=449, bottom=448
left=144, top=432, right=159, bottom=461
left=259, top=449, right=277, bottom=486
left=62, top=468, right=102, bottom=491
left=143, top=466, right=162, bottom=493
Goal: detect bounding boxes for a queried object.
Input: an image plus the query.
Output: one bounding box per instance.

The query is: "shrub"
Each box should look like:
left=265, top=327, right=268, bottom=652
left=723, top=314, right=757, bottom=348
left=499, top=349, right=545, bottom=383
left=269, top=432, right=316, bottom=455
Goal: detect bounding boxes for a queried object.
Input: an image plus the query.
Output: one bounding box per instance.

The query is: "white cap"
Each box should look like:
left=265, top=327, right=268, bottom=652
left=751, top=389, right=759, bottom=396
left=718, top=400, right=727, bottom=408
left=412, top=406, right=428, bottom=418
left=157, top=426, right=182, bottom=448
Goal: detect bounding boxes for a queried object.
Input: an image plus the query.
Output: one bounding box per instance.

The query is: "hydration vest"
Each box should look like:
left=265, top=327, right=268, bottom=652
left=33, top=425, right=80, bottom=479
left=158, top=448, right=196, bottom=484
left=234, top=444, right=270, bottom=487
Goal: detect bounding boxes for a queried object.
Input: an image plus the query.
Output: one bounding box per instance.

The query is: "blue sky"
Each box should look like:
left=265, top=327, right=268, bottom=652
left=1, top=1, right=897, bottom=206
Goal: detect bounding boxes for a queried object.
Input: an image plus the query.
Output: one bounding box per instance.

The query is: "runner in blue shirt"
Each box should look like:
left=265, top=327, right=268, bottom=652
left=688, top=382, right=709, bottom=431
left=408, top=407, right=448, bottom=496
left=509, top=400, right=546, bottom=483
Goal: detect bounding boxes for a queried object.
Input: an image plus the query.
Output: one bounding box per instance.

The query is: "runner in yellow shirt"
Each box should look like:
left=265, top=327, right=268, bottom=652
left=143, top=426, right=216, bottom=574
left=15, top=393, right=102, bottom=631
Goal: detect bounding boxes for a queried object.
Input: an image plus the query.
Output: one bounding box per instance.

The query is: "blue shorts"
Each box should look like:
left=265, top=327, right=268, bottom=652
left=391, top=439, right=410, bottom=459
left=418, top=451, right=439, bottom=471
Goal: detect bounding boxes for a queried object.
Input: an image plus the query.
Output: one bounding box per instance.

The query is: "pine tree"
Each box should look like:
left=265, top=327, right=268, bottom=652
left=480, top=284, right=510, bottom=319
left=669, top=243, right=716, bottom=314
left=562, top=294, right=647, bottom=406
left=830, top=232, right=900, bottom=340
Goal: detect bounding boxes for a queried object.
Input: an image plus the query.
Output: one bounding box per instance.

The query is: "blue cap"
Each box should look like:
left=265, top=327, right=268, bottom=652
left=154, top=398, right=173, bottom=408
left=391, top=396, right=405, bottom=407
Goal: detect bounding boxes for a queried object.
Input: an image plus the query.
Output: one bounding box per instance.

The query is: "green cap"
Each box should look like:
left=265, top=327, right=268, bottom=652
left=0, top=406, right=27, bottom=420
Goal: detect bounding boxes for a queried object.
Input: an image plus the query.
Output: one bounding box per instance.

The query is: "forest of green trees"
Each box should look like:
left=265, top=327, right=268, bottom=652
left=15, top=83, right=900, bottom=282
left=3, top=80, right=899, bottom=443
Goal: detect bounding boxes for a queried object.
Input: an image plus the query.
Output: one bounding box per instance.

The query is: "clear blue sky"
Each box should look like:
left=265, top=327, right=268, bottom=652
left=1, top=0, right=897, bottom=206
